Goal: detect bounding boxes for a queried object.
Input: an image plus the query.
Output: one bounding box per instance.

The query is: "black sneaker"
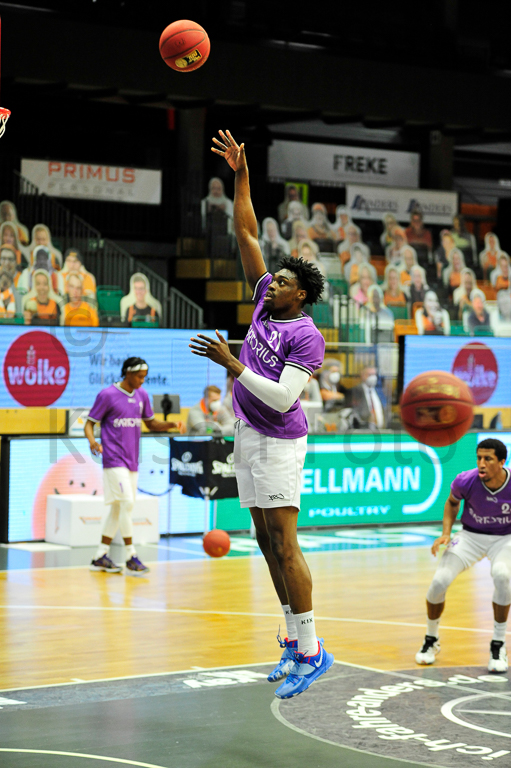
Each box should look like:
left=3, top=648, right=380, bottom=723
left=415, top=634, right=440, bottom=665
left=488, top=640, right=508, bottom=673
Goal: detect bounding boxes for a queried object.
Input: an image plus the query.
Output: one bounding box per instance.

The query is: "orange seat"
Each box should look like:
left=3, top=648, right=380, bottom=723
left=476, top=281, right=497, bottom=300
left=370, top=257, right=386, bottom=277
left=394, top=319, right=418, bottom=342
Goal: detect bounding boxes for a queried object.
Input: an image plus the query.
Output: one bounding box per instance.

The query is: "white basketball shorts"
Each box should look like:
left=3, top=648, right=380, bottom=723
left=446, top=528, right=511, bottom=568
left=233, top=419, right=307, bottom=510
left=103, top=467, right=138, bottom=505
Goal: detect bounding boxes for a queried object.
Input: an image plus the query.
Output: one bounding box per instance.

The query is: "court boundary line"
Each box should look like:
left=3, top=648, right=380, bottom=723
left=0, top=749, right=168, bottom=767
left=1, top=603, right=508, bottom=637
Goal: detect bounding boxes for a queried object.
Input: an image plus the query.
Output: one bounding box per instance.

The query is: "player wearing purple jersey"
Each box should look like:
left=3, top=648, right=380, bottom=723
left=85, top=356, right=183, bottom=576
left=189, top=130, right=334, bottom=699
left=416, top=438, right=511, bottom=672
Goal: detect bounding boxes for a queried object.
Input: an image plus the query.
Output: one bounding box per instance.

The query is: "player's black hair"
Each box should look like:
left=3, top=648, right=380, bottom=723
left=276, top=256, right=325, bottom=306
left=121, top=357, right=148, bottom=377
left=477, top=438, right=508, bottom=462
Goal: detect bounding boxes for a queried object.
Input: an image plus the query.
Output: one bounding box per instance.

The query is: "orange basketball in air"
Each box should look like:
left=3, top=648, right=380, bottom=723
left=159, top=20, right=210, bottom=72
left=203, top=529, right=231, bottom=558
left=400, top=371, right=474, bottom=447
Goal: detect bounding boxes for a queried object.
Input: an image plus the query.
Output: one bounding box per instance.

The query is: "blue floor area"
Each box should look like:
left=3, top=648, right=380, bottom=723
left=0, top=524, right=459, bottom=572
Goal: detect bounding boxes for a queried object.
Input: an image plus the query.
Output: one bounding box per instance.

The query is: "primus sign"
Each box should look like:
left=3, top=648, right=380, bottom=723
left=299, top=438, right=475, bottom=526
left=346, top=184, right=458, bottom=225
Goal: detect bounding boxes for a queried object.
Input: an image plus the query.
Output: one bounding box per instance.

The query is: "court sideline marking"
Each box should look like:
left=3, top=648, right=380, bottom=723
left=0, top=603, right=508, bottom=635
left=0, top=750, right=168, bottom=767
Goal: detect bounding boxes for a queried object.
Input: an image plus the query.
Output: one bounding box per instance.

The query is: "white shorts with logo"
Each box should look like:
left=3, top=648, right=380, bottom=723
left=234, top=420, right=307, bottom=510
left=446, top=528, right=511, bottom=569
left=103, top=467, right=138, bottom=505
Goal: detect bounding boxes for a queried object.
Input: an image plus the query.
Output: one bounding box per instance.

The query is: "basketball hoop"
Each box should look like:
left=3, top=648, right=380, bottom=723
left=0, top=108, right=11, bottom=138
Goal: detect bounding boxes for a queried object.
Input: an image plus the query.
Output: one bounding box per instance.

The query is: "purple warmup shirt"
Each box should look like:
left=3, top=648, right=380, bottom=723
left=451, top=467, right=511, bottom=535
left=233, top=272, right=325, bottom=439
left=88, top=383, right=154, bottom=471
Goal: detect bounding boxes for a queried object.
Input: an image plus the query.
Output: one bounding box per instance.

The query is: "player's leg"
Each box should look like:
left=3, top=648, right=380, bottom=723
left=90, top=469, right=124, bottom=572
left=263, top=505, right=333, bottom=699
left=488, top=540, right=511, bottom=672
left=250, top=506, right=298, bottom=682
left=123, top=471, right=149, bottom=576
left=416, top=550, right=465, bottom=664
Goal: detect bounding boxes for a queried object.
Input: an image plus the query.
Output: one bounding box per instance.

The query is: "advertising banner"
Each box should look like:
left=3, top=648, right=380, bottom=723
left=403, top=336, right=511, bottom=408
left=346, top=184, right=458, bottom=225
left=21, top=159, right=162, bottom=205
left=268, top=140, right=419, bottom=188
left=0, top=327, right=227, bottom=409
left=169, top=439, right=237, bottom=500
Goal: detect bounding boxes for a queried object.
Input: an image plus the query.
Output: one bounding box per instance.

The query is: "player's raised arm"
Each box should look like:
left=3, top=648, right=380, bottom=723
left=211, top=130, right=266, bottom=291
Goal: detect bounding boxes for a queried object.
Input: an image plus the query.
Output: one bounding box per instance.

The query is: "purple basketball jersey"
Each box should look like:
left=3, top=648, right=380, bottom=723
left=451, top=467, right=511, bottom=535
left=232, top=273, right=325, bottom=438
left=88, top=383, right=154, bottom=471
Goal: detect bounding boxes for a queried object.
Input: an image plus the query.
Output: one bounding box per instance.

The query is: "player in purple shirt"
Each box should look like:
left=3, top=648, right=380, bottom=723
left=85, top=356, right=183, bottom=576
left=189, top=130, right=333, bottom=699
left=416, top=438, right=511, bottom=672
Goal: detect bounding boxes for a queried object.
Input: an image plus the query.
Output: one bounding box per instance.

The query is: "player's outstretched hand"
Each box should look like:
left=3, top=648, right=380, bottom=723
left=190, top=330, right=240, bottom=374
left=211, top=130, right=247, bottom=173
left=89, top=440, right=103, bottom=457
left=431, top=534, right=450, bottom=557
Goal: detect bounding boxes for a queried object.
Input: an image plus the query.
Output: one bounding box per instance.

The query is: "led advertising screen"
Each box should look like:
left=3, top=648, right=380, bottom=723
left=7, top=436, right=206, bottom=542
left=402, top=336, right=511, bottom=409
left=0, top=327, right=227, bottom=408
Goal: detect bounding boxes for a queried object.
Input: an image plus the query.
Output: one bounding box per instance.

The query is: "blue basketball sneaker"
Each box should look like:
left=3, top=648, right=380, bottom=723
left=267, top=635, right=298, bottom=683
left=274, top=642, right=334, bottom=699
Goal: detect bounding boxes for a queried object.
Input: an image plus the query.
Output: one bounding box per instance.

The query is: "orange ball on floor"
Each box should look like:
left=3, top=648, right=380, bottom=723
left=203, top=529, right=231, bottom=558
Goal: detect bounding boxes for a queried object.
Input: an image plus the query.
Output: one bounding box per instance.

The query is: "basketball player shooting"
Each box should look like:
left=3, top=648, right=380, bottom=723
left=416, top=438, right=511, bottom=672
left=189, top=130, right=334, bottom=699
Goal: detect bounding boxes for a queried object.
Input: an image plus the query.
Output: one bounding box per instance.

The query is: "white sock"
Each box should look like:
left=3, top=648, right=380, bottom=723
left=282, top=605, right=298, bottom=642
left=295, top=609, right=319, bottom=657
left=95, top=543, right=109, bottom=560
left=125, top=544, right=136, bottom=560
left=426, top=617, right=441, bottom=639
left=493, top=620, right=507, bottom=643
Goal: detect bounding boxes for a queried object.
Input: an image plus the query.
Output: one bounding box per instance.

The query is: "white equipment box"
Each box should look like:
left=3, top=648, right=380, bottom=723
left=45, top=494, right=159, bottom=547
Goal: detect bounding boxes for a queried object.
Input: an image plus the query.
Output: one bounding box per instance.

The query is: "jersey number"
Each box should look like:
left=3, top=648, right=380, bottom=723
left=268, top=331, right=282, bottom=353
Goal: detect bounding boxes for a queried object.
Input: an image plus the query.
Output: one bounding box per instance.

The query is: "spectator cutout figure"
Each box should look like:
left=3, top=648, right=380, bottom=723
left=383, top=265, right=408, bottom=307
left=332, top=206, right=352, bottom=243
left=0, top=244, right=23, bottom=290
left=281, top=201, right=309, bottom=240
left=408, top=265, right=428, bottom=309
left=186, top=385, right=235, bottom=436
left=62, top=273, right=99, bottom=326
left=27, top=224, right=62, bottom=270
left=61, top=249, right=96, bottom=300
left=338, top=223, right=363, bottom=268
left=380, top=213, right=398, bottom=253
left=261, top=217, right=290, bottom=275
left=365, top=284, right=395, bottom=340
left=351, top=264, right=376, bottom=306
left=307, top=203, right=335, bottom=247
left=0, top=200, right=29, bottom=245
left=288, top=220, right=309, bottom=258
left=18, top=246, right=61, bottom=294
left=201, top=177, right=234, bottom=231
left=451, top=214, right=476, bottom=266
left=480, top=233, right=507, bottom=279
left=277, top=184, right=308, bottom=223
left=385, top=226, right=408, bottom=265
left=120, top=272, right=161, bottom=326
left=435, top=229, right=457, bottom=278
left=344, top=243, right=371, bottom=285
left=23, top=269, right=61, bottom=325
left=416, top=291, right=450, bottom=335
left=453, top=268, right=477, bottom=316
left=0, top=269, right=16, bottom=318
left=405, top=209, right=433, bottom=257
left=398, top=246, right=418, bottom=287
left=467, top=289, right=490, bottom=334
left=443, top=248, right=466, bottom=297
left=490, top=254, right=510, bottom=292
left=495, top=290, right=511, bottom=329
left=0, top=221, right=27, bottom=271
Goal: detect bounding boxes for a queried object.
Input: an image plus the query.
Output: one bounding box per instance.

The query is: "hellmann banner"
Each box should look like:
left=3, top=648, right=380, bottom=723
left=216, top=433, right=479, bottom=530
left=21, top=158, right=162, bottom=205
left=268, top=140, right=420, bottom=188
left=346, top=184, right=458, bottom=225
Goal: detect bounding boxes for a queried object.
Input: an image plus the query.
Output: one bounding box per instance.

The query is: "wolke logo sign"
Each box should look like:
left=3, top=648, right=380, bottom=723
left=3, top=331, right=70, bottom=406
